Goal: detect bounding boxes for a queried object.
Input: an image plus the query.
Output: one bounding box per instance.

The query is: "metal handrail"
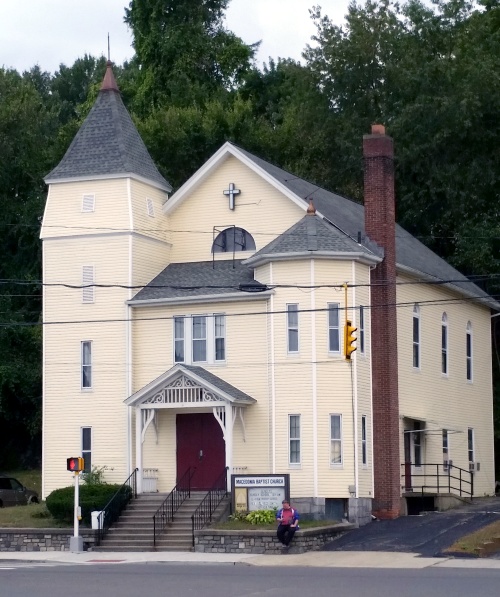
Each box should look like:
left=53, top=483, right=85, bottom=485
left=191, top=467, right=229, bottom=547
left=153, top=467, right=195, bottom=548
left=401, top=462, right=473, bottom=499
left=95, top=468, right=138, bottom=546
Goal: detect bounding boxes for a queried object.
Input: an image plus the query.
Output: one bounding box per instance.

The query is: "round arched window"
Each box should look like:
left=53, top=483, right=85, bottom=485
left=212, top=227, right=256, bottom=253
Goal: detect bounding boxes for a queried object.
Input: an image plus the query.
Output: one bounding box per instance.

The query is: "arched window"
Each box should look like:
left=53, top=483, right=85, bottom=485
left=212, top=227, right=256, bottom=253
left=466, top=321, right=472, bottom=381
left=441, top=313, right=448, bottom=375
left=413, top=304, right=420, bottom=369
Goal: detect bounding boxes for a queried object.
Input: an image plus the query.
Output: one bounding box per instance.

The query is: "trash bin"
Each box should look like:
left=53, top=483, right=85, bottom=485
left=91, top=511, right=104, bottom=530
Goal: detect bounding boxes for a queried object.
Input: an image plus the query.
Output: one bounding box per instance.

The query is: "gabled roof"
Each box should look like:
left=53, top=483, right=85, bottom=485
left=165, top=142, right=493, bottom=307
left=244, top=213, right=382, bottom=267
left=45, top=62, right=171, bottom=192
left=130, top=259, right=269, bottom=304
left=124, top=363, right=255, bottom=407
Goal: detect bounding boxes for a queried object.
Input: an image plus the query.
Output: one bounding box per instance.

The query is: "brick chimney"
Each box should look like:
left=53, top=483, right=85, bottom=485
left=363, top=124, right=401, bottom=519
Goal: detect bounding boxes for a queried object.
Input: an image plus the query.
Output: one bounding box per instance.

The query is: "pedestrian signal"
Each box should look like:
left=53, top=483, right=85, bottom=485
left=67, top=457, right=84, bottom=472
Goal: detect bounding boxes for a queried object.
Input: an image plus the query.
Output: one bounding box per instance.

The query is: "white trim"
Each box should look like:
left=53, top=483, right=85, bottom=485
left=41, top=230, right=172, bottom=246
left=327, top=302, right=341, bottom=354
left=39, top=183, right=51, bottom=239
left=127, top=178, right=133, bottom=476
left=128, top=290, right=273, bottom=307
left=288, top=414, right=301, bottom=466
left=286, top=303, right=299, bottom=354
left=270, top=263, right=276, bottom=474
left=172, top=313, right=226, bottom=365
left=368, top=271, right=375, bottom=497
left=244, top=251, right=381, bottom=268
left=41, top=240, right=46, bottom=499
left=45, top=172, right=172, bottom=193
left=311, top=260, right=318, bottom=497
left=352, top=261, right=359, bottom=497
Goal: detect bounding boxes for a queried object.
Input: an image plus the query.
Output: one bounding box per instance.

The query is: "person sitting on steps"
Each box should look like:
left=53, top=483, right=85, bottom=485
left=276, top=499, right=299, bottom=552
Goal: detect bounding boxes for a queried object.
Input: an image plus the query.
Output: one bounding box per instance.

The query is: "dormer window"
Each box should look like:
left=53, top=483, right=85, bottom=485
left=212, top=227, right=255, bottom=253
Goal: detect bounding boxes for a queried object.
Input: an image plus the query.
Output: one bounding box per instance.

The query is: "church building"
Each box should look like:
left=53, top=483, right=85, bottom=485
left=40, top=63, right=497, bottom=524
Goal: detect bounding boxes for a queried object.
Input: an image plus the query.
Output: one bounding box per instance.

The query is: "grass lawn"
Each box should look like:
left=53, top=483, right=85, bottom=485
left=446, top=520, right=500, bottom=556
left=0, top=469, right=70, bottom=528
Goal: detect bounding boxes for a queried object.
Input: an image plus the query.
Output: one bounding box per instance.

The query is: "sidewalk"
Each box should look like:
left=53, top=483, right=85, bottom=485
left=1, top=549, right=500, bottom=569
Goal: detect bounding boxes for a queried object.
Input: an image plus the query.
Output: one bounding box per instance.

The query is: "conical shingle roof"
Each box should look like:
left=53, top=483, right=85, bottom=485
left=45, top=62, right=171, bottom=191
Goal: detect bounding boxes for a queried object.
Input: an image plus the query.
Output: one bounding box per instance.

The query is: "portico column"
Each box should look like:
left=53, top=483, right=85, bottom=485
left=135, top=406, right=143, bottom=494
left=225, top=406, right=234, bottom=492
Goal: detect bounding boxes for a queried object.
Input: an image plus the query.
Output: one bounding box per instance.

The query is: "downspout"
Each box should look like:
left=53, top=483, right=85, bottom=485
left=351, top=263, right=359, bottom=500
left=270, top=263, right=276, bottom=473
left=126, top=178, right=133, bottom=477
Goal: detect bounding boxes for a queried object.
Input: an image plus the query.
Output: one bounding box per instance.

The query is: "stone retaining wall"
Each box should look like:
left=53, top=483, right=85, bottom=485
left=194, top=523, right=354, bottom=554
left=0, top=529, right=97, bottom=552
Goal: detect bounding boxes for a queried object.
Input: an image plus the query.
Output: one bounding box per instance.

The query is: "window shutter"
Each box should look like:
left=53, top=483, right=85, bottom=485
left=146, top=197, right=154, bottom=217
left=82, top=194, right=95, bottom=212
left=82, top=266, right=95, bottom=303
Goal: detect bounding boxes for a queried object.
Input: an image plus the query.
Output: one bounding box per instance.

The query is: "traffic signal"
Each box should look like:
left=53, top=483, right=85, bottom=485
left=67, top=457, right=84, bottom=472
left=344, top=320, right=357, bottom=360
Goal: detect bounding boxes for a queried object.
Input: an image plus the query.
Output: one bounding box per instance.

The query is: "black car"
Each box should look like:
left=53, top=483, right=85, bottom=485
left=0, top=476, right=39, bottom=507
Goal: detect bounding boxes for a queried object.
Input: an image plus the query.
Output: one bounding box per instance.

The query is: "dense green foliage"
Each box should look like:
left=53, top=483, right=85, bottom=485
left=45, top=484, right=132, bottom=525
left=0, top=0, right=498, bottom=471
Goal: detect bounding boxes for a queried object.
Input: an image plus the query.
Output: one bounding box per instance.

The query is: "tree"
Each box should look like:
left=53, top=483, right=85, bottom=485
left=124, top=0, right=258, bottom=112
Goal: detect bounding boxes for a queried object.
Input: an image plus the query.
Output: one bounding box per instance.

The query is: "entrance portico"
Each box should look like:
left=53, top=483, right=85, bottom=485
left=125, top=364, right=255, bottom=493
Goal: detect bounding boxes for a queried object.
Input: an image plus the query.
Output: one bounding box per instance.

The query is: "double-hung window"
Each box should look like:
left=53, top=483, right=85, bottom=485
left=328, top=303, right=340, bottom=353
left=82, top=427, right=91, bottom=473
left=289, top=415, right=301, bottom=465
left=330, top=414, right=342, bottom=466
left=466, top=322, right=472, bottom=381
left=441, top=313, right=448, bottom=375
left=361, top=415, right=367, bottom=466
left=468, top=428, right=474, bottom=463
left=287, top=304, right=299, bottom=353
left=81, top=341, right=92, bottom=389
left=359, top=306, right=365, bottom=354
left=413, top=304, right=420, bottom=369
left=173, top=314, right=226, bottom=364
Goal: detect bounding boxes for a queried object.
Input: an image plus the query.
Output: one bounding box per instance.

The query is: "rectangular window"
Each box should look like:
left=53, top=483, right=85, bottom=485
left=330, top=414, right=342, bottom=465
left=413, top=315, right=420, bottom=368
left=442, top=429, right=449, bottom=457
left=192, top=316, right=207, bottom=362
left=328, top=303, right=340, bottom=353
left=174, top=317, right=185, bottom=363
left=82, top=427, right=91, bottom=473
left=361, top=415, right=367, bottom=465
left=359, top=306, right=365, bottom=354
left=289, top=415, right=301, bottom=465
left=82, top=265, right=95, bottom=304
left=466, top=329, right=472, bottom=381
left=287, top=304, right=299, bottom=353
left=442, top=323, right=448, bottom=374
left=413, top=421, right=422, bottom=467
left=82, top=194, right=95, bottom=213
left=81, top=341, right=92, bottom=389
left=468, top=428, right=474, bottom=463
left=214, top=315, right=226, bottom=361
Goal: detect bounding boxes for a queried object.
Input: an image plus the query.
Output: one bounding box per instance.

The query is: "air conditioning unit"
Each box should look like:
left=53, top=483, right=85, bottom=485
left=469, top=462, right=480, bottom=472
left=443, top=460, right=453, bottom=471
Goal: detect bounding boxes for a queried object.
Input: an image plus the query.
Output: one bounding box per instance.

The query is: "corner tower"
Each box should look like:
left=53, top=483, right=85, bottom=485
left=41, top=62, right=172, bottom=497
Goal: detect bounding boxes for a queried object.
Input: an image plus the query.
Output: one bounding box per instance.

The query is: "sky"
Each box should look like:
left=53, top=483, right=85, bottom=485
left=0, top=0, right=352, bottom=74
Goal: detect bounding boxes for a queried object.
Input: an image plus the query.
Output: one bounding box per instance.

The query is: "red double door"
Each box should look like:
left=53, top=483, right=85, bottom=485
left=176, top=413, right=225, bottom=490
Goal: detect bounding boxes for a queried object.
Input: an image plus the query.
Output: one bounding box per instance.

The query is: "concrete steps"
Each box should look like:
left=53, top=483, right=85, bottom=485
left=96, top=491, right=228, bottom=552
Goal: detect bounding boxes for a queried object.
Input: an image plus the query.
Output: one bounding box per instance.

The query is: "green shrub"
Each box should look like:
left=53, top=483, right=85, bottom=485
left=81, top=465, right=113, bottom=485
left=46, top=484, right=132, bottom=525
left=228, top=510, right=249, bottom=522
left=245, top=509, right=277, bottom=525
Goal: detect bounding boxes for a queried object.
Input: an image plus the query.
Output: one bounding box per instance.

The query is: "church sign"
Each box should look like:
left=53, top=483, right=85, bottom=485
left=231, top=474, right=290, bottom=512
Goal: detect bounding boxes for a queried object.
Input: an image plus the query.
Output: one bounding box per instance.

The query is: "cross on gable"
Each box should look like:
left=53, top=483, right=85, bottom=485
left=223, top=183, right=241, bottom=210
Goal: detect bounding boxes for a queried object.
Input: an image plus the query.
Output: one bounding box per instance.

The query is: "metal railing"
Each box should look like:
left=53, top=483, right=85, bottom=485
left=95, top=468, right=138, bottom=546
left=191, top=467, right=229, bottom=547
left=401, top=462, right=473, bottom=499
left=153, top=467, right=195, bottom=548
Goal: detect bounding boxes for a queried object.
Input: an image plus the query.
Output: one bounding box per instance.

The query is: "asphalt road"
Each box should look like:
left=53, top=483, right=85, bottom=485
left=1, top=563, right=500, bottom=597
left=323, top=498, right=500, bottom=557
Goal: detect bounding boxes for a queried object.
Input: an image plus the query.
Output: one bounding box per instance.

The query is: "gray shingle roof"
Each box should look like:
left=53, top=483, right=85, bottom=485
left=181, top=365, right=255, bottom=403
left=131, top=260, right=264, bottom=302
left=248, top=213, right=379, bottom=261
left=45, top=83, right=171, bottom=191
left=235, top=145, right=494, bottom=304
